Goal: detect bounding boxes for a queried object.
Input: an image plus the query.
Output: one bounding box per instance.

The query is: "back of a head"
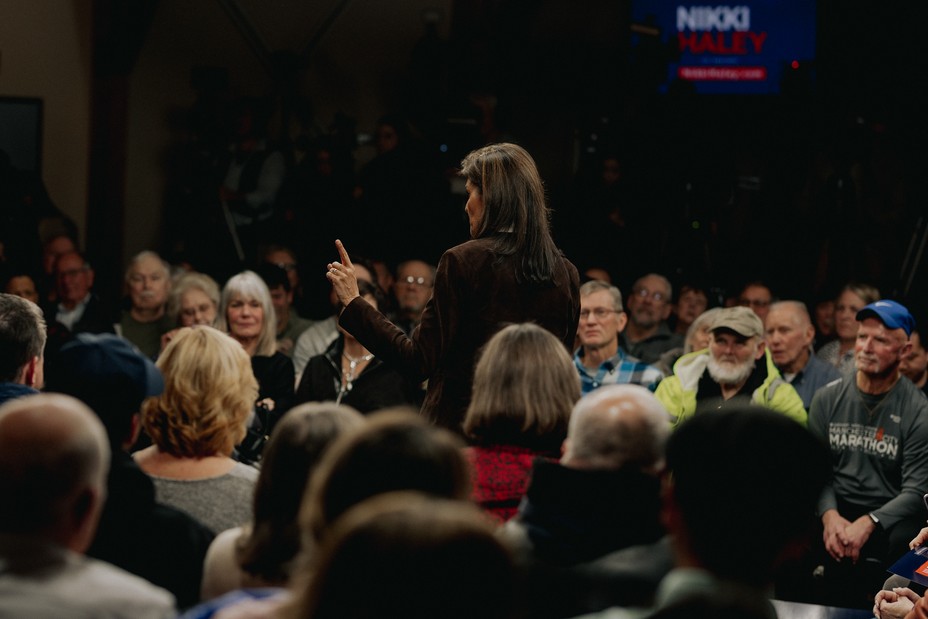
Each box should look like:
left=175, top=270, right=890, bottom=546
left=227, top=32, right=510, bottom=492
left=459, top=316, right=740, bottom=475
left=238, top=403, right=366, bottom=580
left=0, top=292, right=46, bottom=382
left=303, top=408, right=470, bottom=542
left=565, top=384, right=671, bottom=471
left=45, top=333, right=164, bottom=450
left=289, top=492, right=515, bottom=619
left=464, top=323, right=578, bottom=450
left=666, top=407, right=830, bottom=586
left=142, top=326, right=258, bottom=458
left=0, top=393, right=109, bottom=539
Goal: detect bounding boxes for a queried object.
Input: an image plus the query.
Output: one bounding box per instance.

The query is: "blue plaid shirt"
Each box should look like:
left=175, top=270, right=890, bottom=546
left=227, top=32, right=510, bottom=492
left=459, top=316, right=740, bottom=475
left=574, top=347, right=664, bottom=394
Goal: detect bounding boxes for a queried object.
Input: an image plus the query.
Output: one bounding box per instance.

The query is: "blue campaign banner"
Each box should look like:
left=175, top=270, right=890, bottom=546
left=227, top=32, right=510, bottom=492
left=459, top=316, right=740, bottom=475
left=631, top=0, right=816, bottom=94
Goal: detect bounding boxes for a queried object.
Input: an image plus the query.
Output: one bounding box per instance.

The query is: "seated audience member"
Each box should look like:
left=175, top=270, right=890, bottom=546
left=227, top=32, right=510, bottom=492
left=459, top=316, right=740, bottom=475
left=0, top=393, right=176, bottom=618
left=873, top=527, right=928, bottom=619
left=118, top=250, right=174, bottom=358
left=0, top=293, right=45, bottom=406
left=40, top=232, right=77, bottom=303
left=817, top=282, right=881, bottom=375
left=200, top=402, right=364, bottom=601
left=50, top=250, right=113, bottom=335
left=255, top=263, right=313, bottom=357
left=262, top=244, right=310, bottom=317
left=304, top=409, right=471, bottom=548
left=575, top=280, right=663, bottom=393
left=282, top=492, right=515, bottom=619
left=655, top=306, right=806, bottom=426
left=580, top=406, right=831, bottom=619
left=619, top=273, right=684, bottom=365
left=2, top=266, right=40, bottom=304
left=134, top=327, right=260, bottom=534
left=46, top=333, right=214, bottom=609
left=169, top=271, right=221, bottom=328
left=671, top=283, right=709, bottom=336
left=656, top=307, right=724, bottom=377
left=219, top=270, right=295, bottom=429
left=900, top=324, right=928, bottom=397
left=737, top=280, right=774, bottom=321
left=295, top=280, right=416, bottom=413
left=160, top=270, right=222, bottom=351
left=464, top=323, right=579, bottom=522
left=808, top=300, right=928, bottom=609
left=501, top=384, right=670, bottom=618
left=291, top=258, right=375, bottom=380
left=813, top=297, right=837, bottom=350
left=184, top=408, right=473, bottom=619
left=391, top=259, right=436, bottom=335
left=764, top=300, right=842, bottom=410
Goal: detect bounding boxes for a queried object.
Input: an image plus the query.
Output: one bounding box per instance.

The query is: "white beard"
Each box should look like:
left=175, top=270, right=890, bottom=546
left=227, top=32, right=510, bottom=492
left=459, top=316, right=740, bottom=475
left=707, top=355, right=755, bottom=386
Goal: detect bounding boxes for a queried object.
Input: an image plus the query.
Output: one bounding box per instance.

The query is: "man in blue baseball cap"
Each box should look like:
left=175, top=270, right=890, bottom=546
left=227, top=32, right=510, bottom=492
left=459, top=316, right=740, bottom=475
left=803, top=299, right=928, bottom=608
left=45, top=333, right=213, bottom=609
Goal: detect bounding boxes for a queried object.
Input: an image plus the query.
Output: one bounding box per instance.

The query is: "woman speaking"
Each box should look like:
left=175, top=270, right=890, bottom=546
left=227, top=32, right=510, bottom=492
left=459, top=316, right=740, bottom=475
left=327, top=143, right=579, bottom=434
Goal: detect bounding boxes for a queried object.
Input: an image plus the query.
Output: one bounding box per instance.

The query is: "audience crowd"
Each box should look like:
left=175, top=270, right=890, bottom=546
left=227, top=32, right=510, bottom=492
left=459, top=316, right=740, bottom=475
left=2, top=127, right=927, bottom=619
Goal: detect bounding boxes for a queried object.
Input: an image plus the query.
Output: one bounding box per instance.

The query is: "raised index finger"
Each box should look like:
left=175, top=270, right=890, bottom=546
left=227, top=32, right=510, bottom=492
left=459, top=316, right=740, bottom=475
left=335, top=239, right=353, bottom=267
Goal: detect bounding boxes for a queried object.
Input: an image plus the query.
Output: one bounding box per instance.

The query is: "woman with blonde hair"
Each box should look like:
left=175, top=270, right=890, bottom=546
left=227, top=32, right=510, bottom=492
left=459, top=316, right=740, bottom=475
left=219, top=270, right=295, bottom=433
left=135, top=326, right=259, bottom=533
left=464, top=322, right=580, bottom=522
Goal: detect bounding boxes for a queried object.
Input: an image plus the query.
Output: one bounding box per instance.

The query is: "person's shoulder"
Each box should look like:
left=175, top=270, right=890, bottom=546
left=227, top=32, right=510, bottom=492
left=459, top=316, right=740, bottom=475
left=64, top=554, right=177, bottom=616
left=228, top=461, right=261, bottom=481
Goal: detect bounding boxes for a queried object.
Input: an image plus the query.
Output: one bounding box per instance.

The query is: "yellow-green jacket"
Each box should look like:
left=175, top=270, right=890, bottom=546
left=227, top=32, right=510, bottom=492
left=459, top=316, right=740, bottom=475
left=655, top=347, right=807, bottom=427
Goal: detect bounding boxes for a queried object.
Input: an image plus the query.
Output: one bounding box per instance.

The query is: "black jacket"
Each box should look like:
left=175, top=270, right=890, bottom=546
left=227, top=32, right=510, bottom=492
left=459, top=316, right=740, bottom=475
left=295, top=336, right=418, bottom=414
left=87, top=451, right=215, bottom=610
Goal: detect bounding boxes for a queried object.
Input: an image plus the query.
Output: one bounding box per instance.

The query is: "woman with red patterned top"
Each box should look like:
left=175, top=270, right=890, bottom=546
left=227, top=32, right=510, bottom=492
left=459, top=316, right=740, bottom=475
left=463, top=323, right=580, bottom=522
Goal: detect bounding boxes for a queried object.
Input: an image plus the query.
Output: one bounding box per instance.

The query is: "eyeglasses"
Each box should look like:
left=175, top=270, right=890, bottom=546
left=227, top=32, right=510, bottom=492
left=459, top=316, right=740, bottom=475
left=739, top=298, right=770, bottom=308
left=402, top=276, right=432, bottom=287
left=273, top=262, right=297, bottom=272
left=633, top=288, right=666, bottom=303
left=579, top=308, right=620, bottom=320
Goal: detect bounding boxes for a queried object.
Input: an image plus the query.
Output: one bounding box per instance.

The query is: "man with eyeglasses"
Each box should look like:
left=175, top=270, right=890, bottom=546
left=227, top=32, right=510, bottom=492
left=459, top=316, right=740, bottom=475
left=738, top=280, right=774, bottom=321
left=575, top=280, right=663, bottom=394
left=392, top=259, right=436, bottom=336
left=619, top=273, right=684, bottom=365
left=50, top=251, right=114, bottom=336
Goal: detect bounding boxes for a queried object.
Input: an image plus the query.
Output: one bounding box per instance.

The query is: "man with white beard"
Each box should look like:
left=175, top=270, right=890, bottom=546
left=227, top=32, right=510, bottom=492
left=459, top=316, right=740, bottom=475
left=655, top=306, right=806, bottom=426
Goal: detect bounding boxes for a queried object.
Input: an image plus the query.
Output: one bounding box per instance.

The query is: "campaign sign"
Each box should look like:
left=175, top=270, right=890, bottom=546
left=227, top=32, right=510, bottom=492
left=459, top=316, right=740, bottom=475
left=631, top=0, right=816, bottom=94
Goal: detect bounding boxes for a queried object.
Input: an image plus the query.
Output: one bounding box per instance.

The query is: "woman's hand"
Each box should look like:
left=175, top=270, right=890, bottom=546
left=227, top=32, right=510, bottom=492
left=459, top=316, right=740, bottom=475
left=326, top=239, right=361, bottom=309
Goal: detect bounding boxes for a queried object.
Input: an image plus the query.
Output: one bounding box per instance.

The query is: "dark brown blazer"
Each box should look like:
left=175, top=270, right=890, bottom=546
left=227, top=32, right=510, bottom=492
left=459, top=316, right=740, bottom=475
left=340, top=235, right=580, bottom=434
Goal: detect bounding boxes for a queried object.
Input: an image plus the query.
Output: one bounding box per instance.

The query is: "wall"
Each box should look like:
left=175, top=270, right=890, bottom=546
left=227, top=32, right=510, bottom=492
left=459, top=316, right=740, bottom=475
left=0, top=0, right=92, bottom=246
left=124, top=0, right=452, bottom=263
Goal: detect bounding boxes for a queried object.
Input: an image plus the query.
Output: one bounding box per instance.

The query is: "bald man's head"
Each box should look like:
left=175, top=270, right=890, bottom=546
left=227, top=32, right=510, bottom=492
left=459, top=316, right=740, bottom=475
left=0, top=393, right=109, bottom=550
left=562, top=384, right=671, bottom=472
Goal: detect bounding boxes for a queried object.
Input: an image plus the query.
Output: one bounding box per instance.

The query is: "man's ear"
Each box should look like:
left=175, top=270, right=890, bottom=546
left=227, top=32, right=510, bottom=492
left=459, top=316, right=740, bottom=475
left=754, top=339, right=766, bottom=361
left=86, top=267, right=95, bottom=289
left=900, top=340, right=913, bottom=362
left=23, top=356, right=41, bottom=388
left=616, top=311, right=629, bottom=334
